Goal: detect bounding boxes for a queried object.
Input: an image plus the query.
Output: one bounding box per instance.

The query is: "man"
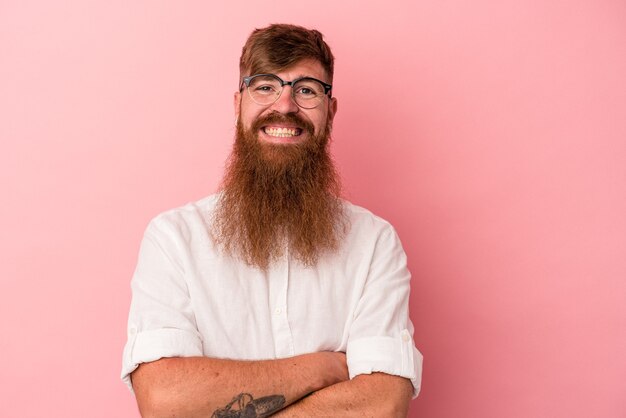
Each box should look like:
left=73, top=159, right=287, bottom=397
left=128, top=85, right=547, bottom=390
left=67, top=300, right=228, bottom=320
left=122, top=24, right=422, bottom=417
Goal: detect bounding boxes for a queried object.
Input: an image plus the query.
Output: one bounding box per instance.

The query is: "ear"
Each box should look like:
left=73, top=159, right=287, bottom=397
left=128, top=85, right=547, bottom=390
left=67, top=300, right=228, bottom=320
left=328, top=96, right=338, bottom=123
left=234, top=91, right=242, bottom=120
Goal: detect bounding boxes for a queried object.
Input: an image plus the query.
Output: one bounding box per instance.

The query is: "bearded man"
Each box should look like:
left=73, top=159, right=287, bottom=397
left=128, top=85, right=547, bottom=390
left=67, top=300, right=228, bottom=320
left=122, top=24, right=422, bottom=417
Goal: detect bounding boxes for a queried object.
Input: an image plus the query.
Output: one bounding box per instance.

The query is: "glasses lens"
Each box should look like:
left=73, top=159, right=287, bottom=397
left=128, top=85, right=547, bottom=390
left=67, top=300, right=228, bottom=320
left=292, top=78, right=326, bottom=109
left=247, top=75, right=282, bottom=105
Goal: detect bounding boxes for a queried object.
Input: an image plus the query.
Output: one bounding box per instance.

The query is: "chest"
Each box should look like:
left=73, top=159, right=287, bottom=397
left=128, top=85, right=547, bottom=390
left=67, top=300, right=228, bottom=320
left=185, top=251, right=370, bottom=360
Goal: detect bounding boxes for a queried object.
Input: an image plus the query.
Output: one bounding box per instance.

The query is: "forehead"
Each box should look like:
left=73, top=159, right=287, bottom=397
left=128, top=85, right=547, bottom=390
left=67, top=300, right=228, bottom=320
left=257, top=59, right=329, bottom=83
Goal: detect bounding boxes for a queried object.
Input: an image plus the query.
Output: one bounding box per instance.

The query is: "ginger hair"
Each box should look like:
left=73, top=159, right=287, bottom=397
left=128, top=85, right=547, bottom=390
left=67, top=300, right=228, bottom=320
left=239, top=24, right=335, bottom=83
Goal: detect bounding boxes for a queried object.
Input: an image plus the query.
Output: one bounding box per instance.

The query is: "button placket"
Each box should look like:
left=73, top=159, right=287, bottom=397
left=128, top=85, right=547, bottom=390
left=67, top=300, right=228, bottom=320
left=269, top=251, right=295, bottom=358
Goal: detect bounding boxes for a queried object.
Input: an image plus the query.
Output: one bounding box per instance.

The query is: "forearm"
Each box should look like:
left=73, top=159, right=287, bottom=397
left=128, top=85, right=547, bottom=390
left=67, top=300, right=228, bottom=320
left=272, top=372, right=413, bottom=418
left=131, top=352, right=348, bottom=418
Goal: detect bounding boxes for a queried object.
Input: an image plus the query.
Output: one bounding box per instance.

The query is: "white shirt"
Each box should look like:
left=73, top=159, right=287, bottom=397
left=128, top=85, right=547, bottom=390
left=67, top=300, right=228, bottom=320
left=121, top=194, right=423, bottom=396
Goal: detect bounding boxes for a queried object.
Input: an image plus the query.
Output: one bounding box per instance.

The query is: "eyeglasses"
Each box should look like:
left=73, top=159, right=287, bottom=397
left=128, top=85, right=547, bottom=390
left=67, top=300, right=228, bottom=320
left=240, top=74, right=332, bottom=109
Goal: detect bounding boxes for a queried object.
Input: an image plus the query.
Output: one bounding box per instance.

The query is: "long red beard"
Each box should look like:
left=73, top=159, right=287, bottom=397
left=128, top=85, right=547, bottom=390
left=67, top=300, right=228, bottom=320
left=212, top=112, right=345, bottom=270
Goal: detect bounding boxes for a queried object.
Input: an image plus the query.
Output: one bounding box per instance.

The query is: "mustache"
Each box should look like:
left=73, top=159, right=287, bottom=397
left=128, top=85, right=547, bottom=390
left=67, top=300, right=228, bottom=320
left=251, top=111, right=315, bottom=135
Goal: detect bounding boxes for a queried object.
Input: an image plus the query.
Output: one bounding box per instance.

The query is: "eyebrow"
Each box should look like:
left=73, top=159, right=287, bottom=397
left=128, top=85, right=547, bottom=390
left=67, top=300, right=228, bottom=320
left=252, top=72, right=329, bottom=84
left=290, top=74, right=330, bottom=85
left=270, top=73, right=315, bottom=80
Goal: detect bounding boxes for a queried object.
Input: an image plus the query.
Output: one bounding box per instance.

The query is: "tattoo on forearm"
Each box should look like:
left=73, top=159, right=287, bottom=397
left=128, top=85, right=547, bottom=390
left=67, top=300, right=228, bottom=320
left=211, top=392, right=286, bottom=418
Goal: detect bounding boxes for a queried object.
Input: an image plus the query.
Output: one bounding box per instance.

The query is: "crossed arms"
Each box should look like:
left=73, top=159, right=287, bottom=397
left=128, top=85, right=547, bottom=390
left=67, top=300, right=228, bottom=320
left=131, top=353, right=413, bottom=418
left=128, top=213, right=419, bottom=417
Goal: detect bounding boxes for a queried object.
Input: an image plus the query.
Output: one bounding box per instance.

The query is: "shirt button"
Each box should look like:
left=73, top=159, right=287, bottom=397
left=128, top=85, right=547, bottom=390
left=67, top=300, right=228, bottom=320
left=275, top=308, right=282, bottom=315
left=402, top=333, right=410, bottom=342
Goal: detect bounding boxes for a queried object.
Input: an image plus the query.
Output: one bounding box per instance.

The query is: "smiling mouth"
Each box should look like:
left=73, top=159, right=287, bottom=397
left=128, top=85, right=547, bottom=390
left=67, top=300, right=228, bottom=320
left=262, top=126, right=303, bottom=138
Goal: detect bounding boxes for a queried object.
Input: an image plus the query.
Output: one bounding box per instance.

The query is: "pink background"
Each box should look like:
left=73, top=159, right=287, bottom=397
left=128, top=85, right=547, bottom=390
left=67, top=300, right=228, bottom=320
left=1, top=1, right=625, bottom=417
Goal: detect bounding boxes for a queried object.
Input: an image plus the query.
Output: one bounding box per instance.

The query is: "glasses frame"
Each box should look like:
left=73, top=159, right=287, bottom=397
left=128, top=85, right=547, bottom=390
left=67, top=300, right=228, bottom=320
left=240, top=73, right=333, bottom=109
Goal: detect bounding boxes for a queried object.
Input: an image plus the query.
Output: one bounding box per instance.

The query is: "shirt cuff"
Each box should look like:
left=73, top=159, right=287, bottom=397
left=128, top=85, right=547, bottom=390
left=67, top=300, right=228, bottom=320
left=121, top=327, right=203, bottom=392
left=346, top=329, right=423, bottom=398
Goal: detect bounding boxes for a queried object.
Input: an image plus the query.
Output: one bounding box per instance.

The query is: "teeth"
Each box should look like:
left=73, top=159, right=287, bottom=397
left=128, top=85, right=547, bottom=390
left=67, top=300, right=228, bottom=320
left=264, top=127, right=300, bottom=137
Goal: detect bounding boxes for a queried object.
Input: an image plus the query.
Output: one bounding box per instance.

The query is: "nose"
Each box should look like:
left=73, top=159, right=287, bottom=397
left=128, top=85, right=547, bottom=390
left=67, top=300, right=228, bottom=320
left=270, top=85, right=300, bottom=114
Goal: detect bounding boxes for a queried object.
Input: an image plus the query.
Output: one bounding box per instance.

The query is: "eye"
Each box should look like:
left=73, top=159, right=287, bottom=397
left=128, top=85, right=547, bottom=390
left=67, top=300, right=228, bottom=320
left=294, top=80, right=323, bottom=98
left=249, top=76, right=281, bottom=95
left=297, top=86, right=316, bottom=96
left=254, top=84, right=278, bottom=94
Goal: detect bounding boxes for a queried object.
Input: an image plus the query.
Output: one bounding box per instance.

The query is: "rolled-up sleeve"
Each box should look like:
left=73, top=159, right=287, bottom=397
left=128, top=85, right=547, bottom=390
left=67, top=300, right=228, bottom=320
left=346, top=224, right=423, bottom=397
left=121, top=219, right=203, bottom=391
